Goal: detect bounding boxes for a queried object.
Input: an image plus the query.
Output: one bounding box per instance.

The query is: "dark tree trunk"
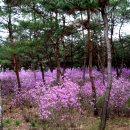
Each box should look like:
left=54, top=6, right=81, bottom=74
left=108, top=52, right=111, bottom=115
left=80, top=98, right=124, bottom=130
left=97, top=44, right=105, bottom=86
left=37, top=55, right=45, bottom=83
left=62, top=15, right=66, bottom=76
left=56, top=42, right=61, bottom=83
left=13, top=54, right=21, bottom=91
left=39, top=63, right=45, bottom=83
left=62, top=41, right=66, bottom=76
left=8, top=7, right=21, bottom=91
left=99, top=6, right=112, bottom=130
left=87, top=9, right=98, bottom=116
left=70, top=39, right=73, bottom=69
left=55, top=12, right=61, bottom=83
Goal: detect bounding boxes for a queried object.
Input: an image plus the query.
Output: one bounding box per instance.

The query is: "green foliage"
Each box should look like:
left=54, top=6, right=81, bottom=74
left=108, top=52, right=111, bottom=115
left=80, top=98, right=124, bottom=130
left=0, top=0, right=130, bottom=70
left=4, top=118, right=12, bottom=126
left=15, top=119, right=20, bottom=126
left=30, top=122, right=37, bottom=127
left=127, top=98, right=130, bottom=107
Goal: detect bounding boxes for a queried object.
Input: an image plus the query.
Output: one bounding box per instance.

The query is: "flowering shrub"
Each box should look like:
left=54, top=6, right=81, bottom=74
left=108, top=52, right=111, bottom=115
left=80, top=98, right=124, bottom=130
left=110, top=77, right=130, bottom=109
left=0, top=68, right=130, bottom=118
left=0, top=71, right=17, bottom=95
left=82, top=76, right=130, bottom=109
left=11, top=78, right=80, bottom=118
left=37, top=79, right=80, bottom=118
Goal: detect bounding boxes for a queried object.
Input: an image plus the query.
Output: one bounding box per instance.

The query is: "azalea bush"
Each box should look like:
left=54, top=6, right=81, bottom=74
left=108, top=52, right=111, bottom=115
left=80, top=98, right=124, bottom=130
left=0, top=68, right=130, bottom=118
left=82, top=77, right=130, bottom=110
left=11, top=78, right=80, bottom=118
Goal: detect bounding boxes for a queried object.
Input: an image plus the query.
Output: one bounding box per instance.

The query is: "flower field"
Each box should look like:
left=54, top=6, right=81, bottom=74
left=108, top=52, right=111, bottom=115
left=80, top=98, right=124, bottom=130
left=1, top=68, right=130, bottom=129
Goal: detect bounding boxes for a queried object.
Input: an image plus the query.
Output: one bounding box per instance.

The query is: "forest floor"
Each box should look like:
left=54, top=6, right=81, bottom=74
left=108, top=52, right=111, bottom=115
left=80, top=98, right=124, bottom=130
left=3, top=98, right=130, bottom=130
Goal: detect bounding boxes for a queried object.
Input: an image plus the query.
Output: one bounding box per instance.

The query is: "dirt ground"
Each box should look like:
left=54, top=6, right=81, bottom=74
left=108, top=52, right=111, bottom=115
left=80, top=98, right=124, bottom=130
left=2, top=98, right=130, bottom=130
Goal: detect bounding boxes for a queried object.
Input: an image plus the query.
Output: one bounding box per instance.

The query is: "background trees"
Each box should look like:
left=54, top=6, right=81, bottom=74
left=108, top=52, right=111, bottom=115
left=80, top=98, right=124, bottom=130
left=0, top=0, right=130, bottom=130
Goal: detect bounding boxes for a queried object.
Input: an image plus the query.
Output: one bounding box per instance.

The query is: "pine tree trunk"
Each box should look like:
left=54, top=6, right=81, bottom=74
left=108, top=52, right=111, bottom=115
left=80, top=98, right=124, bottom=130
left=87, top=9, right=98, bottom=116
left=62, top=41, right=66, bottom=76
left=97, top=44, right=105, bottom=86
left=70, top=40, right=73, bottom=69
left=56, top=42, right=61, bottom=83
left=39, top=62, right=45, bottom=83
left=99, top=7, right=112, bottom=130
left=13, top=54, right=21, bottom=91
left=8, top=7, right=21, bottom=91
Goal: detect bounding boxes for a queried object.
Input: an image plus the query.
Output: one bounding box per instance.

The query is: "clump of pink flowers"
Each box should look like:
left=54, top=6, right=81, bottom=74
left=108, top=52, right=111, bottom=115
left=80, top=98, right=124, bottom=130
left=12, top=78, right=80, bottom=118
left=1, top=68, right=130, bottom=118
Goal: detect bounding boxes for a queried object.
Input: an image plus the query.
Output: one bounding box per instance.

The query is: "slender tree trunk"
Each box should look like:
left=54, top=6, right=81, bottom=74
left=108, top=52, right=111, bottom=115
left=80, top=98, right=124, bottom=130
left=62, top=15, right=66, bottom=76
left=71, top=38, right=73, bottom=69
left=99, top=7, right=112, bottom=130
left=97, top=44, right=105, bottom=86
left=87, top=9, right=98, bottom=116
left=37, top=55, right=45, bottom=83
left=55, top=12, right=61, bottom=83
left=81, top=11, right=87, bottom=82
left=13, top=54, right=21, bottom=91
left=31, top=64, right=37, bottom=81
left=56, top=42, right=61, bottom=83
left=8, top=8, right=21, bottom=91
left=62, top=41, right=66, bottom=76
left=39, top=62, right=45, bottom=83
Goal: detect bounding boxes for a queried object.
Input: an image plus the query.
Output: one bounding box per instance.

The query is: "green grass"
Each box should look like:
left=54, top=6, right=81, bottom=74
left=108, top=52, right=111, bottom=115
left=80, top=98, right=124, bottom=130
left=14, top=119, right=20, bottom=126
left=30, top=121, right=37, bottom=127
left=4, top=118, right=12, bottom=126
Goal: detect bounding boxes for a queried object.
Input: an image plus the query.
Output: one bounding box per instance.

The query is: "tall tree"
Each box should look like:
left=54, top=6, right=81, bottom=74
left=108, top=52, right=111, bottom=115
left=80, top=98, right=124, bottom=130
left=98, top=0, right=112, bottom=130
left=87, top=9, right=98, bottom=116
left=1, top=2, right=22, bottom=91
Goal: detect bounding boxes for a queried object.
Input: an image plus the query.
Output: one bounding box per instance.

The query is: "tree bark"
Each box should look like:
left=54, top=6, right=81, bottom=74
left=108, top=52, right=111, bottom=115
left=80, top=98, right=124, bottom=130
left=8, top=6, right=21, bottom=91
left=96, top=44, right=105, bottom=86
left=56, top=42, right=61, bottom=83
left=70, top=37, right=74, bottom=69
left=110, top=12, right=120, bottom=79
left=39, top=62, right=45, bottom=83
left=62, top=41, right=67, bottom=76
left=87, top=9, right=98, bottom=116
left=99, top=7, right=112, bottom=130
left=13, top=54, right=21, bottom=91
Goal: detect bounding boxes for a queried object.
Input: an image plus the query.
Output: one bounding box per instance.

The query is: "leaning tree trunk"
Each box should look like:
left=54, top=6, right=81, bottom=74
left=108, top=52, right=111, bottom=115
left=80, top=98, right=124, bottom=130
left=8, top=8, right=21, bottom=91
left=99, top=7, right=112, bottom=130
left=87, top=9, right=98, bottom=116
